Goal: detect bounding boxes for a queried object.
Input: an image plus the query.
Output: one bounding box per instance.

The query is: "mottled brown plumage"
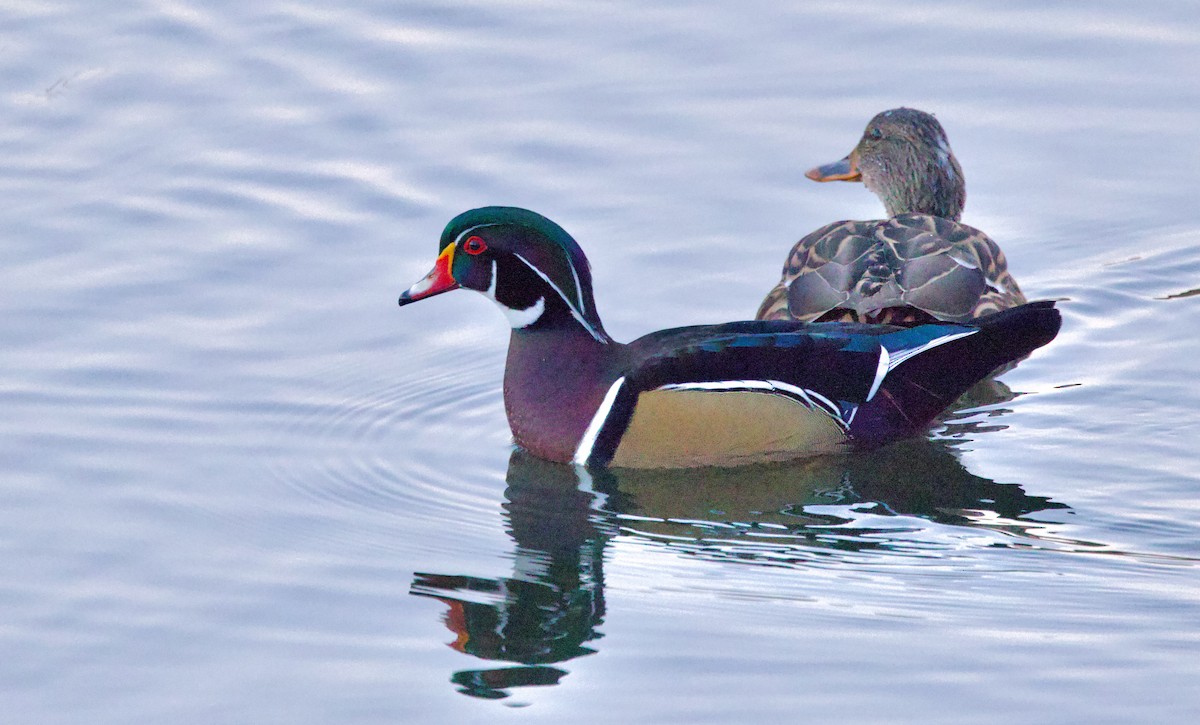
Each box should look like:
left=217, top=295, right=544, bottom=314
left=757, top=108, right=1026, bottom=325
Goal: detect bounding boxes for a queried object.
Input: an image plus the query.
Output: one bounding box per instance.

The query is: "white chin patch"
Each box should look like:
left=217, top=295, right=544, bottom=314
left=481, top=259, right=546, bottom=329
left=500, top=296, right=546, bottom=328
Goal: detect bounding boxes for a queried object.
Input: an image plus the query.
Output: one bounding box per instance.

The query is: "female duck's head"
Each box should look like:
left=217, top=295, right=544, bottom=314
left=806, top=108, right=966, bottom=221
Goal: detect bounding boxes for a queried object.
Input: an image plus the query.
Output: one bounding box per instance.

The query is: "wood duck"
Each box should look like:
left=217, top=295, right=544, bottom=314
left=757, top=108, right=1027, bottom=325
left=399, top=206, right=1059, bottom=469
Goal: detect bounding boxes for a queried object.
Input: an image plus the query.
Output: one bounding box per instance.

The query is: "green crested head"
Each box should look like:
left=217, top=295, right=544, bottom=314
left=401, top=206, right=610, bottom=342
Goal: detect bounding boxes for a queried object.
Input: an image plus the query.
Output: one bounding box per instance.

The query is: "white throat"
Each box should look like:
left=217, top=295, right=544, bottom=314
left=499, top=296, right=546, bottom=328
left=483, top=259, right=545, bottom=328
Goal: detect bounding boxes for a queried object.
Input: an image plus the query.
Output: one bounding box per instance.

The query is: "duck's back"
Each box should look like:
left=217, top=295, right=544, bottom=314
left=757, top=213, right=1025, bottom=325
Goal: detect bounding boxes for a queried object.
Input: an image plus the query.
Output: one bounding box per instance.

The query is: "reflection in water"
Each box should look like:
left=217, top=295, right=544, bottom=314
left=610, top=437, right=1069, bottom=563
left=411, top=454, right=612, bottom=700
left=411, top=429, right=1071, bottom=700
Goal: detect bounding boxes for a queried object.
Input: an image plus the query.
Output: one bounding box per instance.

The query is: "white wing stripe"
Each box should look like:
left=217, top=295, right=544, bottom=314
left=867, top=345, right=890, bottom=402
left=887, top=330, right=977, bottom=370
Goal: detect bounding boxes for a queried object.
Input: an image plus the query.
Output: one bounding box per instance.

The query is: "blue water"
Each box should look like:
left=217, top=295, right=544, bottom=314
left=3, top=1, right=1199, bottom=722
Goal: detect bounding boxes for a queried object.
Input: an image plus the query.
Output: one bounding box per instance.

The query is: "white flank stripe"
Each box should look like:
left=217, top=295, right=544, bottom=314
left=767, top=380, right=815, bottom=409
left=868, top=345, right=890, bottom=402
left=514, top=252, right=608, bottom=344
left=763, top=380, right=843, bottom=425
left=572, top=376, right=626, bottom=466
left=659, top=380, right=774, bottom=392
left=656, top=379, right=846, bottom=428
left=802, top=388, right=840, bottom=418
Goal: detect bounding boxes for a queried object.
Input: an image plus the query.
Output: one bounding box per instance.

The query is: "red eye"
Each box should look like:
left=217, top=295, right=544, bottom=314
left=463, top=235, right=487, bottom=255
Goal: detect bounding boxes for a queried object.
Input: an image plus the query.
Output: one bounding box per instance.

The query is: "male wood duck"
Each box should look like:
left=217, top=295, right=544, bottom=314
left=399, top=206, right=1059, bottom=469
left=757, top=107, right=1027, bottom=325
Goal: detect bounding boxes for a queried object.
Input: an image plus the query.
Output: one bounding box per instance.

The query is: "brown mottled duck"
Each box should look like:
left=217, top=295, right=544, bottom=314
left=757, top=108, right=1026, bottom=325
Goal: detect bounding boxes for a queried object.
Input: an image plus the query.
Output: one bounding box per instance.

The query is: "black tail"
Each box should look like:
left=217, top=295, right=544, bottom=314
left=849, top=300, right=1061, bottom=447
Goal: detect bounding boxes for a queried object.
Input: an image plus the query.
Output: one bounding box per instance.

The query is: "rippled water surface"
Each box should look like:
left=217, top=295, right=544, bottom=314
left=4, top=1, right=1200, bottom=722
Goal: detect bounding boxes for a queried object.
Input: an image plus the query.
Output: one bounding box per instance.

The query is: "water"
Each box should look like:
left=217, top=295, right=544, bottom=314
left=3, top=1, right=1199, bottom=722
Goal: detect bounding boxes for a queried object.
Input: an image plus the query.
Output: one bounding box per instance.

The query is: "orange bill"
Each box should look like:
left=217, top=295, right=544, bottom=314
left=805, top=154, right=862, bottom=182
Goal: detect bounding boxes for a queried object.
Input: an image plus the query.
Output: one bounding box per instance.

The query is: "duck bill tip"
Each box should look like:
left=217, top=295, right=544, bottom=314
left=805, top=155, right=862, bottom=183
left=398, top=246, right=459, bottom=306
left=398, top=282, right=459, bottom=306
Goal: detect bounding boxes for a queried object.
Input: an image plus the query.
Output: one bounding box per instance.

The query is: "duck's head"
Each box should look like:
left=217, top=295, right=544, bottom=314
left=398, top=206, right=610, bottom=342
left=805, top=107, right=966, bottom=221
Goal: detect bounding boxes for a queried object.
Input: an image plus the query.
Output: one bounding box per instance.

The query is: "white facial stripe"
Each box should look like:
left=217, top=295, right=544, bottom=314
left=485, top=259, right=498, bottom=298
left=454, top=223, right=500, bottom=244
left=513, top=252, right=608, bottom=344
left=450, top=221, right=606, bottom=342
left=567, top=253, right=588, bottom=318
left=573, top=376, right=627, bottom=466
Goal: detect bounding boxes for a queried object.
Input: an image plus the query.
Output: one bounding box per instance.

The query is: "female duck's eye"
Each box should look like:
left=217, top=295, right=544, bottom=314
left=868, top=127, right=883, bottom=141
left=463, top=236, right=487, bottom=255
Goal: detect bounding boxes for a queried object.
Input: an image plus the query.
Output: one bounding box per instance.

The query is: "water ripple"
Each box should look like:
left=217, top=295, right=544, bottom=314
left=260, top=345, right=512, bottom=554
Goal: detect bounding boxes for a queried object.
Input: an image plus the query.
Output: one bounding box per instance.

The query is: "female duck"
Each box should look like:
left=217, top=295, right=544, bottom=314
left=398, top=207, right=1058, bottom=469
left=757, top=108, right=1026, bottom=325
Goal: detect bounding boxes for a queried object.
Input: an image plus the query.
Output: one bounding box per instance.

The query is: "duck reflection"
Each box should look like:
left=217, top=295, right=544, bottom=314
left=410, top=453, right=613, bottom=700
left=411, top=430, right=1066, bottom=700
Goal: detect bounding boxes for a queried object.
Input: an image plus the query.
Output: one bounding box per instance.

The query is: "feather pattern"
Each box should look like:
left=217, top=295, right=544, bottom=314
left=758, top=108, right=1026, bottom=326
left=573, top=317, right=1010, bottom=468
left=757, top=213, right=1025, bottom=324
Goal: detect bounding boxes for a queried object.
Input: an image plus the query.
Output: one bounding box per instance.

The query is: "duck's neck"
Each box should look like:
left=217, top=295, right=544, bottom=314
left=870, top=154, right=966, bottom=221
left=503, top=325, right=621, bottom=464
